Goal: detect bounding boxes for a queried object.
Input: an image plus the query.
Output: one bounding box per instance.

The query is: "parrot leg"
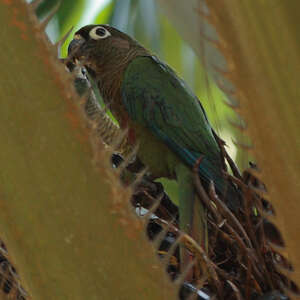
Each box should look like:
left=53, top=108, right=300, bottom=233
left=176, top=163, right=207, bottom=280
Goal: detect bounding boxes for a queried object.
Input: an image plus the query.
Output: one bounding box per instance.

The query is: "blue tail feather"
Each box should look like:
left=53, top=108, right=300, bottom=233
left=150, top=125, right=240, bottom=210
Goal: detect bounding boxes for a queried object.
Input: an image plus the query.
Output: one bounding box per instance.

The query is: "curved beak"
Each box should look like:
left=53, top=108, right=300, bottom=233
left=68, top=34, right=85, bottom=57
left=67, top=34, right=96, bottom=78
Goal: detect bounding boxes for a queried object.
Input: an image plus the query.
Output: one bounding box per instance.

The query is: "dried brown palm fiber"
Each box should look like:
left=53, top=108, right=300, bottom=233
left=0, top=241, right=27, bottom=299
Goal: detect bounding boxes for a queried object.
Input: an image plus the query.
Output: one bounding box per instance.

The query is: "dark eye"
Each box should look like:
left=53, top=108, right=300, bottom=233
left=96, top=27, right=106, bottom=36
left=89, top=26, right=111, bottom=40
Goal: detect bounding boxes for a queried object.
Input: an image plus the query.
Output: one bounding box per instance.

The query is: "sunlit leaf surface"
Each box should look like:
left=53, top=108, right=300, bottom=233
left=0, top=1, right=177, bottom=299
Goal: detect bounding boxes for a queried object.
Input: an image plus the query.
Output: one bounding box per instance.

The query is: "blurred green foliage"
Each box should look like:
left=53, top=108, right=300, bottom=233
left=34, top=0, right=250, bottom=204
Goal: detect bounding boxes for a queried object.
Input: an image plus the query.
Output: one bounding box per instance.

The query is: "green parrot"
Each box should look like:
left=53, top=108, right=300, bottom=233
left=68, top=25, right=240, bottom=260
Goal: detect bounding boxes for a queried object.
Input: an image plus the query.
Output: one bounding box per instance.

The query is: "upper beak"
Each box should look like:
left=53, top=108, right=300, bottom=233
left=68, top=34, right=85, bottom=57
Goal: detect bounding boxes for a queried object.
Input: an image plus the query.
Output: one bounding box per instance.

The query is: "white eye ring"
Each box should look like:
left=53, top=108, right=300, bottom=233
left=89, top=26, right=111, bottom=40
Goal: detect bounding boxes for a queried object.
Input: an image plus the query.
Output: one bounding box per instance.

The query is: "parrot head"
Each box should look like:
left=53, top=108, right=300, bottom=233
left=68, top=24, right=148, bottom=77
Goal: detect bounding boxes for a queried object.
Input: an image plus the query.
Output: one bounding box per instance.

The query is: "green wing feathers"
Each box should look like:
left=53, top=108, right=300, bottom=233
left=121, top=56, right=240, bottom=210
left=122, top=56, right=221, bottom=164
